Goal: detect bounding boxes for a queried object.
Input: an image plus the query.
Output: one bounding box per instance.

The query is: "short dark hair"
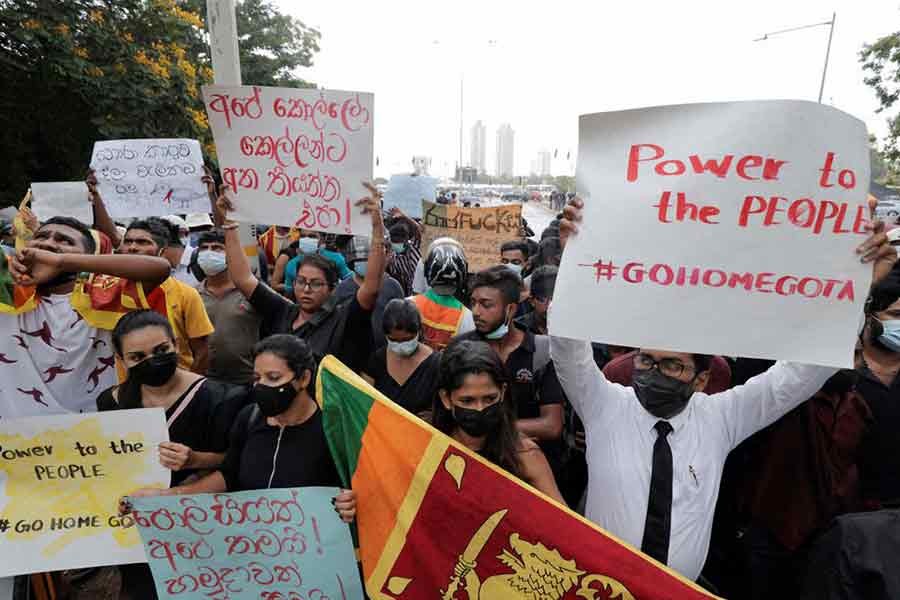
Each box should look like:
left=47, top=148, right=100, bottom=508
left=530, top=265, right=558, bottom=299
left=112, top=309, right=174, bottom=356
left=534, top=236, right=562, bottom=267
left=196, top=228, right=225, bottom=247
left=389, top=223, right=412, bottom=242
left=252, top=334, right=317, bottom=393
left=382, top=298, right=421, bottom=335
left=297, top=253, right=338, bottom=288
left=500, top=240, right=529, bottom=258
left=39, top=217, right=96, bottom=254
left=868, top=273, right=900, bottom=314
left=127, top=218, right=171, bottom=249
left=471, top=265, right=522, bottom=305
left=692, top=354, right=712, bottom=373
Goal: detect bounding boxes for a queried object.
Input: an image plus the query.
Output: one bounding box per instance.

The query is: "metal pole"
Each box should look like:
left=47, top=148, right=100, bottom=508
left=817, top=12, right=835, bottom=104
left=459, top=75, right=464, bottom=184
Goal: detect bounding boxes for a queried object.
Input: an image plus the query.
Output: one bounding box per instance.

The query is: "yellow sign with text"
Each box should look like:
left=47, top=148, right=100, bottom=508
left=0, top=409, right=169, bottom=576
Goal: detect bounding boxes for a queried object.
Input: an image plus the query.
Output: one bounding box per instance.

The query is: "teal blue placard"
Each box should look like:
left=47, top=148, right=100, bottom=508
left=131, top=486, right=363, bottom=599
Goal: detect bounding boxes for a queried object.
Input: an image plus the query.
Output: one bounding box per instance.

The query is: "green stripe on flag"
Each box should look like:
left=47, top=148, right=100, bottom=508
left=425, top=288, right=463, bottom=309
left=319, top=362, right=376, bottom=488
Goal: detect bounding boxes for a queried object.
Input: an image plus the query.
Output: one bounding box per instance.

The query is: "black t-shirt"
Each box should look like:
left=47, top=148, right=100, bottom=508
left=857, top=366, right=900, bottom=505
left=96, top=379, right=234, bottom=486
left=334, top=275, right=405, bottom=349
left=364, top=348, right=440, bottom=414
left=220, top=404, right=341, bottom=491
left=248, top=282, right=374, bottom=371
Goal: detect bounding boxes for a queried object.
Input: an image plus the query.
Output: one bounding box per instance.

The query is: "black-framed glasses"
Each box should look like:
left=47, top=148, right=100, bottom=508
left=295, top=277, right=326, bottom=292
left=633, top=353, right=695, bottom=378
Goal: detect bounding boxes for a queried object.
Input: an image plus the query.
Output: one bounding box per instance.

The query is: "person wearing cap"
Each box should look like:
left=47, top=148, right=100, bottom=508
left=410, top=237, right=476, bottom=351
left=217, top=183, right=386, bottom=372
left=335, top=234, right=405, bottom=348
left=120, top=217, right=214, bottom=374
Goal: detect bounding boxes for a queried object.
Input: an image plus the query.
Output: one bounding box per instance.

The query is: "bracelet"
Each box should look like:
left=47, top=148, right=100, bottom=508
left=222, top=223, right=239, bottom=230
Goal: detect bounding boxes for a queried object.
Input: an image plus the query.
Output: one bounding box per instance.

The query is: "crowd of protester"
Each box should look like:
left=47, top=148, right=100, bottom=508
left=1, top=170, right=899, bottom=600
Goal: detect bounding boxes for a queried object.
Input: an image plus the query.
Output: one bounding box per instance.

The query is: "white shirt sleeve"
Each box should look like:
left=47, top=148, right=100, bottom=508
left=412, top=260, right=427, bottom=294
left=457, top=308, right=476, bottom=335
left=550, top=335, right=621, bottom=425
left=707, top=361, right=838, bottom=450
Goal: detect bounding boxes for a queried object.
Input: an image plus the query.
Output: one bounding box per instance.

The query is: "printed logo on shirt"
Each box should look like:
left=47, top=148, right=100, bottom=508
left=515, top=368, right=534, bottom=383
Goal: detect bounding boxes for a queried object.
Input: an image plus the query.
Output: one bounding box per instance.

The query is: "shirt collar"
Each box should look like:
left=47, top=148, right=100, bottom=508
left=634, top=393, right=695, bottom=435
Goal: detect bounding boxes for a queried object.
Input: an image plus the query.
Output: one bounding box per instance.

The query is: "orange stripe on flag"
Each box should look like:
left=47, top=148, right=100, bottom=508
left=353, top=400, right=432, bottom=577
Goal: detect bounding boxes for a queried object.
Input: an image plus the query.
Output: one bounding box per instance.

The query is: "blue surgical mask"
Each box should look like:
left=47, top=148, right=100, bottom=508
left=353, top=262, right=368, bottom=278
left=391, top=242, right=406, bottom=254
left=197, top=250, right=227, bottom=276
left=878, top=319, right=900, bottom=352
left=298, top=237, right=318, bottom=254
left=484, top=322, right=509, bottom=340
left=387, top=338, right=419, bottom=357
left=505, top=263, right=523, bottom=276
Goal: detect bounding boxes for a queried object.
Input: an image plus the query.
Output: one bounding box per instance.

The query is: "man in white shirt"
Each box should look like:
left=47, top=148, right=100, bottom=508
left=549, top=198, right=893, bottom=581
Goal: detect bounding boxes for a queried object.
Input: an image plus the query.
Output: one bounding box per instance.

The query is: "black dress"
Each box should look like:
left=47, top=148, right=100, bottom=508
left=364, top=348, right=440, bottom=415
left=220, top=404, right=341, bottom=491
left=96, top=378, right=239, bottom=600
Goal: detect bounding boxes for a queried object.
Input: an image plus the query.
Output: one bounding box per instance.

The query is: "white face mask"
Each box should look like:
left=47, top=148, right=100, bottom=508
left=387, top=338, right=419, bottom=357
left=197, top=250, right=227, bottom=276
left=504, top=263, right=523, bottom=276
left=298, top=237, right=318, bottom=254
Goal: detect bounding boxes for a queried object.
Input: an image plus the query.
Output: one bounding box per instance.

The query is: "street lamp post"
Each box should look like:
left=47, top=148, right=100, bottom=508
left=754, top=13, right=836, bottom=103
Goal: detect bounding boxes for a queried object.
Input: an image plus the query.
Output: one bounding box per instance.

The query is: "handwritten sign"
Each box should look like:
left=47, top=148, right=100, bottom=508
left=384, top=174, right=437, bottom=219
left=30, top=182, right=93, bottom=225
left=551, top=100, right=871, bottom=368
left=0, top=409, right=169, bottom=576
left=130, top=487, right=364, bottom=599
left=89, top=139, right=209, bottom=218
left=203, top=85, right=374, bottom=235
left=420, top=200, right=522, bottom=273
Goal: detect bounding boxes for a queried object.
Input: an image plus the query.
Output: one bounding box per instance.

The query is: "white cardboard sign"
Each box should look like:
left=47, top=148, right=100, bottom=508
left=30, top=182, right=93, bottom=225
left=550, top=100, right=871, bottom=368
left=384, top=174, right=437, bottom=219
left=89, top=138, right=210, bottom=218
left=202, top=85, right=374, bottom=234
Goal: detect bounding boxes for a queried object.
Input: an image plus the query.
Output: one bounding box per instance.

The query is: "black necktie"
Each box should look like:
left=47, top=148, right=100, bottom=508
left=641, top=420, right=674, bottom=564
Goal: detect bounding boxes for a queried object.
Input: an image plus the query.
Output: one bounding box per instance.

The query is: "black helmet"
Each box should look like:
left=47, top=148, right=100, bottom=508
left=424, top=237, right=467, bottom=294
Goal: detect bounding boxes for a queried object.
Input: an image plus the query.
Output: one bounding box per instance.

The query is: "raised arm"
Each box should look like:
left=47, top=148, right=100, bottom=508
left=357, top=182, right=386, bottom=311
left=216, top=185, right=260, bottom=300
left=87, top=169, right=121, bottom=248
left=11, top=249, right=170, bottom=290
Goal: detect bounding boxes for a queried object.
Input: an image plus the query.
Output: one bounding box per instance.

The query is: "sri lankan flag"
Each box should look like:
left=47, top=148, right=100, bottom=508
left=317, top=355, right=720, bottom=600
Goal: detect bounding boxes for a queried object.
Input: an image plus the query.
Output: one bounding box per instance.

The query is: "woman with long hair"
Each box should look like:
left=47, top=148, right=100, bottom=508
left=432, top=339, right=564, bottom=503
left=124, top=334, right=355, bottom=517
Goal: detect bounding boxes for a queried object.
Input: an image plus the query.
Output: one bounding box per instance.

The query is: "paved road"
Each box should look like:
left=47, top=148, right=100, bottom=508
left=522, top=200, right=558, bottom=239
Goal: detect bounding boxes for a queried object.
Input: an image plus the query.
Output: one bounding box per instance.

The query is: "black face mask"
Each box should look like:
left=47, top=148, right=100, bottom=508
left=252, top=381, right=297, bottom=417
left=632, top=368, right=694, bottom=419
left=452, top=402, right=503, bottom=437
left=128, top=352, right=178, bottom=387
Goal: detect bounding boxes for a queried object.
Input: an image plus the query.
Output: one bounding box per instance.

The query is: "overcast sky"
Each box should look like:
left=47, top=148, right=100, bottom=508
left=275, top=0, right=898, bottom=179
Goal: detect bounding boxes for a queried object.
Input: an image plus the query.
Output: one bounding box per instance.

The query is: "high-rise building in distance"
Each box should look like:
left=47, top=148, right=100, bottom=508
left=496, top=123, right=515, bottom=178
left=537, top=149, right=551, bottom=177
left=470, top=120, right=486, bottom=175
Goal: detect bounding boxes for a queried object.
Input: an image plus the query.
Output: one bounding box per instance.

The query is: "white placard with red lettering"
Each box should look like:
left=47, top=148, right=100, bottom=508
left=203, top=85, right=374, bottom=235
left=551, top=100, right=871, bottom=368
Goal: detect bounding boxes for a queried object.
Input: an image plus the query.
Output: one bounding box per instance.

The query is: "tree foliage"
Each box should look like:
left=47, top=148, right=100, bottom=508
left=861, top=29, right=900, bottom=165
left=0, top=0, right=319, bottom=209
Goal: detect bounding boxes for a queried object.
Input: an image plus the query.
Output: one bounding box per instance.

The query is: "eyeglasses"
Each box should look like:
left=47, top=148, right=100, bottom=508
left=295, top=277, right=327, bottom=292
left=633, top=353, right=695, bottom=378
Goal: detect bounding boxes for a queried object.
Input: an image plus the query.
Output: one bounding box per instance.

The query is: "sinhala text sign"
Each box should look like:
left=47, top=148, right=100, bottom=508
left=203, top=85, right=374, bottom=235
left=551, top=100, right=871, bottom=368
